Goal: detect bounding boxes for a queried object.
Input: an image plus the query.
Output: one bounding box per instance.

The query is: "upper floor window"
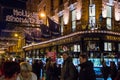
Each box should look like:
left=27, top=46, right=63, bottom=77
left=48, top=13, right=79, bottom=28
left=106, top=5, right=112, bottom=30
left=89, top=4, right=96, bottom=30
left=71, top=10, right=76, bottom=32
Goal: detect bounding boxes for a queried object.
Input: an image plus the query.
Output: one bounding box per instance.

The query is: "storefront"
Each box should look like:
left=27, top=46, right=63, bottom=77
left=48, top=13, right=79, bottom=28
left=23, top=30, right=120, bottom=59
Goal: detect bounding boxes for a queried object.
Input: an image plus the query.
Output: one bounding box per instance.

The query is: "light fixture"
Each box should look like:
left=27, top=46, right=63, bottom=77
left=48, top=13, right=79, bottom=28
left=63, top=2, right=69, bottom=25
left=114, top=1, right=120, bottom=21
left=76, top=0, right=82, bottom=20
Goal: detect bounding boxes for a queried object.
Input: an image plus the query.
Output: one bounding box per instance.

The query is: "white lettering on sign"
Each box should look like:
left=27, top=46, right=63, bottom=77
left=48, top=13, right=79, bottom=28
left=5, top=9, right=41, bottom=25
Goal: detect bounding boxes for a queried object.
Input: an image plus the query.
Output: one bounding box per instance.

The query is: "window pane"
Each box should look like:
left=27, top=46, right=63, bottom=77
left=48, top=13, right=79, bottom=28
left=119, top=44, right=120, bottom=51
left=72, top=10, right=76, bottom=21
left=72, top=10, right=76, bottom=32
left=106, top=18, right=112, bottom=29
left=72, top=21, right=76, bottom=31
left=78, top=45, right=80, bottom=52
left=106, top=6, right=112, bottom=18
left=104, top=43, right=108, bottom=51
left=108, top=43, right=112, bottom=51
left=89, top=4, right=95, bottom=16
left=89, top=17, right=96, bottom=24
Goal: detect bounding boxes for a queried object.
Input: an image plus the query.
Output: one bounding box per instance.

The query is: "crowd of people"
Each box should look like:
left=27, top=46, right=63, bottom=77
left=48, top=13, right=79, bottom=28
left=0, top=52, right=120, bottom=80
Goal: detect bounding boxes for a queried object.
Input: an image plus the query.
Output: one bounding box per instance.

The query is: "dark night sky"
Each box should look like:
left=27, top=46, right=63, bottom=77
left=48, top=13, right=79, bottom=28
left=0, top=0, right=28, bottom=30
left=0, top=0, right=27, bottom=9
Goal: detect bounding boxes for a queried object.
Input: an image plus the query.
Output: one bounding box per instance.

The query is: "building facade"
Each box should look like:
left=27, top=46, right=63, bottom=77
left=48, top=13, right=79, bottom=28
left=24, top=0, right=120, bottom=63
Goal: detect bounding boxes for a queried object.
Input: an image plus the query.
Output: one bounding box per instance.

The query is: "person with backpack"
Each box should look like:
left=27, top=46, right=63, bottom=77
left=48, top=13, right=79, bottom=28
left=78, top=54, right=96, bottom=80
left=61, top=51, right=78, bottom=80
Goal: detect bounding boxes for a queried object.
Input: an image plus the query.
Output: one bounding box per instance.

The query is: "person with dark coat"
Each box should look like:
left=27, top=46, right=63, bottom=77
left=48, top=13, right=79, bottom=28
left=61, top=52, right=78, bottom=80
left=78, top=54, right=96, bottom=80
left=110, top=61, right=117, bottom=80
left=32, top=60, right=40, bottom=79
left=49, top=62, right=59, bottom=80
left=3, top=61, right=20, bottom=80
left=115, top=62, right=120, bottom=80
left=101, top=61, right=110, bottom=80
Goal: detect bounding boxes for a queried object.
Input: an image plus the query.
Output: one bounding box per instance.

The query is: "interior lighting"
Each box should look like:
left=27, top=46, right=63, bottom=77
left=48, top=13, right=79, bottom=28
left=63, top=2, right=69, bottom=25
left=76, top=0, right=82, bottom=20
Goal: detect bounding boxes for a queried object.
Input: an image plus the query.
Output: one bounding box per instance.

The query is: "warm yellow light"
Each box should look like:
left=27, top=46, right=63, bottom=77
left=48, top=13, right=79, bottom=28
left=14, top=33, right=18, bottom=37
left=40, top=12, right=46, bottom=18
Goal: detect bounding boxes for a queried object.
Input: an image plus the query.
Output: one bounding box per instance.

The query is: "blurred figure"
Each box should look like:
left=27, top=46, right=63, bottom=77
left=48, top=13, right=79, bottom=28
left=3, top=61, right=20, bottom=80
left=0, top=58, right=5, bottom=80
left=101, top=61, right=110, bottom=80
left=110, top=61, right=117, bottom=80
left=57, top=64, right=61, bottom=80
left=61, top=52, right=78, bottom=80
left=114, top=62, right=120, bottom=80
left=38, top=60, right=44, bottom=79
left=17, top=62, right=37, bottom=80
left=44, top=57, right=52, bottom=80
left=49, top=62, right=59, bottom=80
left=32, top=59, right=40, bottom=79
left=78, top=54, right=96, bottom=80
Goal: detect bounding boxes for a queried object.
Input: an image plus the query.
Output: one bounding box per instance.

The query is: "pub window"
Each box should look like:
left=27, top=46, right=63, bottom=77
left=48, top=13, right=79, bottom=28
left=36, top=49, right=39, bottom=58
left=71, top=9, right=76, bottom=32
left=104, top=42, right=112, bottom=51
left=87, top=41, right=99, bottom=51
left=106, top=5, right=112, bottom=30
left=74, top=44, right=80, bottom=52
left=119, top=43, right=120, bottom=51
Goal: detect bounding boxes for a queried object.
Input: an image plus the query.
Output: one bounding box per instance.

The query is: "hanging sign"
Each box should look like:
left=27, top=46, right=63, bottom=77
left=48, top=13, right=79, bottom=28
left=2, top=8, right=41, bottom=25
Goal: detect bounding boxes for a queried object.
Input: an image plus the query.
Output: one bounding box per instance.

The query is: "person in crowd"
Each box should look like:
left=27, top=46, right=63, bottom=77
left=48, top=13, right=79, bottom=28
left=2, top=61, right=20, bottom=80
left=32, top=59, right=40, bottom=79
left=114, top=62, right=120, bottom=80
left=38, top=60, right=44, bottom=79
left=101, top=61, right=110, bottom=80
left=0, top=58, right=5, bottom=80
left=78, top=54, right=96, bottom=80
left=17, top=62, right=37, bottom=80
left=49, top=62, right=59, bottom=80
left=57, top=64, right=61, bottom=80
left=44, top=57, right=52, bottom=80
left=61, top=51, right=78, bottom=80
left=110, top=61, right=117, bottom=80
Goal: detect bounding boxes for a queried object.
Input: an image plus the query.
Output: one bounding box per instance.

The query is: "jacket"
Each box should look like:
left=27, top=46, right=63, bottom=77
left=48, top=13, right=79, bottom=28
left=61, top=57, right=78, bottom=80
left=78, top=61, right=96, bottom=80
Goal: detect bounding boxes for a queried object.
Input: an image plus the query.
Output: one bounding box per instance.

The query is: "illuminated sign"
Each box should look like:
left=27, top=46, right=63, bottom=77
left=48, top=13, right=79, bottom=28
left=106, top=36, right=120, bottom=41
left=84, top=38, right=100, bottom=40
left=2, top=8, right=41, bottom=25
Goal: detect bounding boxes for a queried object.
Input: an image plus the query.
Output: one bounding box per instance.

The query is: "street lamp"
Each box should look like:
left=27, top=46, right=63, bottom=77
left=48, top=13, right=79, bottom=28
left=39, top=12, right=46, bottom=18
left=14, top=33, right=19, bottom=38
left=13, top=32, right=25, bottom=58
